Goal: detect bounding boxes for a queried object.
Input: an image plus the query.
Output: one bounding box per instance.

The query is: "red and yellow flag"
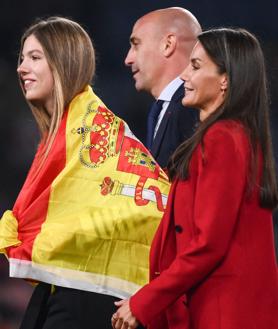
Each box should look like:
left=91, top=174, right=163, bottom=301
left=0, top=86, right=170, bottom=298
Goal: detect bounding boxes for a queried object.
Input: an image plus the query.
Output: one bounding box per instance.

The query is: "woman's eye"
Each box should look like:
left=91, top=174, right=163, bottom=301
left=31, top=55, right=40, bottom=60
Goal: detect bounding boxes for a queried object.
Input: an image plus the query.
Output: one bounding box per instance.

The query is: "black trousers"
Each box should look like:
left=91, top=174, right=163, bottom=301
left=20, top=283, right=144, bottom=329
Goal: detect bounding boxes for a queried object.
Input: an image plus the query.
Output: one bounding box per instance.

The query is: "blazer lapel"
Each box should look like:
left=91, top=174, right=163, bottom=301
left=151, top=107, right=171, bottom=158
left=151, top=84, right=184, bottom=158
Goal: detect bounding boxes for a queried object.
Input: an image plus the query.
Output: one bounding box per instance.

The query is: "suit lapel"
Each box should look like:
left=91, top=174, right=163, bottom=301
left=151, top=107, right=171, bottom=157
left=151, top=84, right=184, bottom=158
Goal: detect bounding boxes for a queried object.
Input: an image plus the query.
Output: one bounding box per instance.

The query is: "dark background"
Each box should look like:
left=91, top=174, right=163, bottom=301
left=0, top=1, right=277, bottom=328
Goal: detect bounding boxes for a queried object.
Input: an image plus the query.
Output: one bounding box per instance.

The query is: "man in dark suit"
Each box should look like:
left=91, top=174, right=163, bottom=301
left=125, top=7, right=201, bottom=168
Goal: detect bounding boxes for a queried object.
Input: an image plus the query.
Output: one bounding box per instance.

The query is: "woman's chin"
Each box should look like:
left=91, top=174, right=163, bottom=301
left=182, top=99, right=197, bottom=109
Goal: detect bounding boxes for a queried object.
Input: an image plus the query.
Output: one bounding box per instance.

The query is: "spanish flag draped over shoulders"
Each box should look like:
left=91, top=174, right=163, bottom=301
left=0, top=86, right=170, bottom=298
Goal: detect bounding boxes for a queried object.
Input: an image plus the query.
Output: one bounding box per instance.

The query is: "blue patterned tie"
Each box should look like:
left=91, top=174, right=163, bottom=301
left=146, top=100, right=164, bottom=149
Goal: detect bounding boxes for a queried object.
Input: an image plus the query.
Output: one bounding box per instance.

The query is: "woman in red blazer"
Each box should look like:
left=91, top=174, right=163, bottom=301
left=112, top=28, right=278, bottom=329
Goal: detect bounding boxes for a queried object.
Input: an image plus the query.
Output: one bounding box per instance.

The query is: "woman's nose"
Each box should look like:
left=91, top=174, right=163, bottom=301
left=17, top=60, right=29, bottom=74
left=180, top=65, right=189, bottom=82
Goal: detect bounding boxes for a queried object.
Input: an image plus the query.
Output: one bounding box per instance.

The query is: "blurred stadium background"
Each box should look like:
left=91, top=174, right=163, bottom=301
left=0, top=1, right=277, bottom=327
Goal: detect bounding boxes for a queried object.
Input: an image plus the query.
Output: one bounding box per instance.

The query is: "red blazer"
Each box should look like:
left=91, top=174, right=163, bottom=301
left=130, top=120, right=278, bottom=329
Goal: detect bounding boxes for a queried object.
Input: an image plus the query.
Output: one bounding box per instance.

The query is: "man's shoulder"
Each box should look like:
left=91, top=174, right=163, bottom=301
left=169, top=98, right=198, bottom=120
left=170, top=84, right=196, bottom=113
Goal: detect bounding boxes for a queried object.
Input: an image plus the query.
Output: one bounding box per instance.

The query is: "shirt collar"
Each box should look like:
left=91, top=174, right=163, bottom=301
left=158, top=77, right=183, bottom=102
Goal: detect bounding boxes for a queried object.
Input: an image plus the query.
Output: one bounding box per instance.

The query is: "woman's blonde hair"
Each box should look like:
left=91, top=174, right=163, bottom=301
left=18, top=16, right=95, bottom=160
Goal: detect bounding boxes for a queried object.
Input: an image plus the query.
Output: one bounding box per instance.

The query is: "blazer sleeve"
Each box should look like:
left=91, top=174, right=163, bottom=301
left=130, top=123, right=250, bottom=325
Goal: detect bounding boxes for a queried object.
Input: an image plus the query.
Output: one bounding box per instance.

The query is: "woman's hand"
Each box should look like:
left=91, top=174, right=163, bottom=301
left=111, top=299, right=139, bottom=329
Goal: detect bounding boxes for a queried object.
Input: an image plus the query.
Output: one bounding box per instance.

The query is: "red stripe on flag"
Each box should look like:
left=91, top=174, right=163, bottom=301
left=7, top=111, right=68, bottom=261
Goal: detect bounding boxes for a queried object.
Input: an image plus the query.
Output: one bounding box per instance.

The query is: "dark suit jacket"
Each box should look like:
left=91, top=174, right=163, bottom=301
left=151, top=84, right=198, bottom=168
left=130, top=121, right=278, bottom=329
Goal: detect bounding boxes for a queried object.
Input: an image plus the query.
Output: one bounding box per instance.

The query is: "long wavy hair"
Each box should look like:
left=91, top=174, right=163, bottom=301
left=18, top=16, right=95, bottom=162
left=168, top=28, right=278, bottom=209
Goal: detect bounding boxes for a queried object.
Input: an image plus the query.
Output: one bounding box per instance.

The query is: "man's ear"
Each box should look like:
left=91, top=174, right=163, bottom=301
left=163, top=34, right=177, bottom=57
